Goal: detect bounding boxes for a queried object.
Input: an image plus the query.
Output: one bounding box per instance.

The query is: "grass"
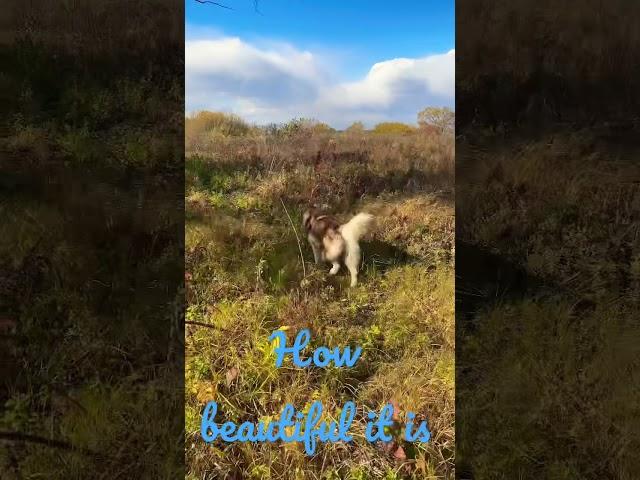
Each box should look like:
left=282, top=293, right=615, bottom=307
left=456, top=11, right=640, bottom=476
left=456, top=130, right=640, bottom=478
left=1, top=1, right=184, bottom=477
left=185, top=115, right=455, bottom=479
left=1, top=0, right=183, bottom=170
left=0, top=171, right=184, bottom=478
left=457, top=0, right=640, bottom=129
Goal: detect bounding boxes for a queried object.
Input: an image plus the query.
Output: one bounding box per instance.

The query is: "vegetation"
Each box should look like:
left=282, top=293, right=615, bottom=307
left=372, top=122, right=417, bottom=136
left=187, top=111, right=251, bottom=139
left=417, top=108, right=454, bottom=135
left=1, top=1, right=183, bottom=478
left=185, top=112, right=455, bottom=478
left=457, top=131, right=640, bottom=478
left=1, top=1, right=183, bottom=170
left=456, top=0, right=640, bottom=129
left=456, top=1, right=640, bottom=476
left=345, top=121, right=366, bottom=135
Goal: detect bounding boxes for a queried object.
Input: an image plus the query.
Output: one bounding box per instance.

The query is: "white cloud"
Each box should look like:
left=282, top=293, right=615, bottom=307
left=185, top=35, right=454, bottom=129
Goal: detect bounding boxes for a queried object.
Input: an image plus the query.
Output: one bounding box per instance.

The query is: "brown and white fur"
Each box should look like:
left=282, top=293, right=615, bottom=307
left=302, top=208, right=374, bottom=287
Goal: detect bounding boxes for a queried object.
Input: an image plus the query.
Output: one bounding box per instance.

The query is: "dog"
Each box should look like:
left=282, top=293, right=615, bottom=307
left=302, top=207, right=374, bottom=287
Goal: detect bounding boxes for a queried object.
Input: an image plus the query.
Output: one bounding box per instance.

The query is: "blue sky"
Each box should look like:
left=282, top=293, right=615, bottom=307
left=186, top=0, right=454, bottom=128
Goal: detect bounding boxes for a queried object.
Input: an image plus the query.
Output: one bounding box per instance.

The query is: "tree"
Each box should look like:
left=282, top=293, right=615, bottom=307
left=372, top=122, right=416, bottom=135
left=418, top=107, right=455, bottom=134
left=345, top=121, right=365, bottom=134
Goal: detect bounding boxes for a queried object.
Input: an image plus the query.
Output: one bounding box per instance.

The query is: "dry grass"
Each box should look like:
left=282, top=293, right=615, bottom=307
left=1, top=1, right=183, bottom=477
left=185, top=113, right=454, bottom=479
left=457, top=0, right=640, bottom=128
left=457, top=130, right=640, bottom=478
left=456, top=9, right=640, bottom=475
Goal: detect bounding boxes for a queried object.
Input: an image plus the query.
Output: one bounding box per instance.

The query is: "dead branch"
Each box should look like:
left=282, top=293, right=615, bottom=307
left=194, top=0, right=233, bottom=9
left=280, top=197, right=307, bottom=278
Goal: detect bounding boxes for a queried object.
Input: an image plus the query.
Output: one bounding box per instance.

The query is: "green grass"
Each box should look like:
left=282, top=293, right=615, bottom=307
left=185, top=126, right=455, bottom=478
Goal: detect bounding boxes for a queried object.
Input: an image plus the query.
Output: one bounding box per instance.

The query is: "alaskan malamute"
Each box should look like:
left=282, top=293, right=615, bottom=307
left=302, top=208, right=374, bottom=287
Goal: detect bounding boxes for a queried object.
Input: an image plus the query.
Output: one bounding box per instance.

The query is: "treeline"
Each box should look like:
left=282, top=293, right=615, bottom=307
left=185, top=107, right=454, bottom=150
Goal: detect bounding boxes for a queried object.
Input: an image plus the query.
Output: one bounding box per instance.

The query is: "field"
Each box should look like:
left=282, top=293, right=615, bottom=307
left=184, top=114, right=455, bottom=479
left=455, top=0, right=640, bottom=476
left=1, top=2, right=184, bottom=477
left=456, top=129, right=640, bottom=478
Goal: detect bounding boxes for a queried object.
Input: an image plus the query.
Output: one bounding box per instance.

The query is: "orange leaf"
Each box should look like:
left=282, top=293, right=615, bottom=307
left=394, top=445, right=407, bottom=460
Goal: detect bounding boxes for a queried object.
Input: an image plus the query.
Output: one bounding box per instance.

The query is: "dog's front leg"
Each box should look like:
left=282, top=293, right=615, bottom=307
left=311, top=242, right=324, bottom=264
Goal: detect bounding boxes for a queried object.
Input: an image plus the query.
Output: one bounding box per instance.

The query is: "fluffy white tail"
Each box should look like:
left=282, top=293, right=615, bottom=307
left=340, top=212, right=374, bottom=245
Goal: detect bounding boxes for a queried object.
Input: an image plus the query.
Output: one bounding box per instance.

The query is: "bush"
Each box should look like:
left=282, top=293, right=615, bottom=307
left=282, top=118, right=332, bottom=137
left=186, top=111, right=249, bottom=142
left=345, top=121, right=365, bottom=134
left=372, top=122, right=416, bottom=135
left=312, top=121, right=335, bottom=134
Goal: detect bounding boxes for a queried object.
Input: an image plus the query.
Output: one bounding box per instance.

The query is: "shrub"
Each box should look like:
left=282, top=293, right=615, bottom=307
left=372, top=122, right=416, bottom=135
left=186, top=111, right=249, bottom=139
left=278, top=118, right=334, bottom=137
left=311, top=121, right=335, bottom=134
left=345, top=121, right=365, bottom=134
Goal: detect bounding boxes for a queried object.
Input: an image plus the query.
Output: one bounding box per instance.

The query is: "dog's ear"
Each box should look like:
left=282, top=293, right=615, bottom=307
left=302, top=210, right=312, bottom=230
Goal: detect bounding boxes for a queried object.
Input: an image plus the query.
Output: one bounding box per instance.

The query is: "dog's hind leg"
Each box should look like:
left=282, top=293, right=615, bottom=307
left=345, top=248, right=360, bottom=287
left=329, top=261, right=341, bottom=275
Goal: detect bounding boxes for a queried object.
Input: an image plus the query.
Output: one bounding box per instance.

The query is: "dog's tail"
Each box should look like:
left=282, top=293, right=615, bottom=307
left=340, top=212, right=374, bottom=245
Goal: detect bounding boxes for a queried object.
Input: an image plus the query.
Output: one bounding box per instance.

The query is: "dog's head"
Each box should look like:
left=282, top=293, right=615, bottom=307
left=302, top=205, right=340, bottom=236
left=302, top=206, right=320, bottom=232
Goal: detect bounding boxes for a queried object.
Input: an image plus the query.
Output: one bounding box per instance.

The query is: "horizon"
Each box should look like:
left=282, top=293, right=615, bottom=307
left=184, top=110, right=452, bottom=130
